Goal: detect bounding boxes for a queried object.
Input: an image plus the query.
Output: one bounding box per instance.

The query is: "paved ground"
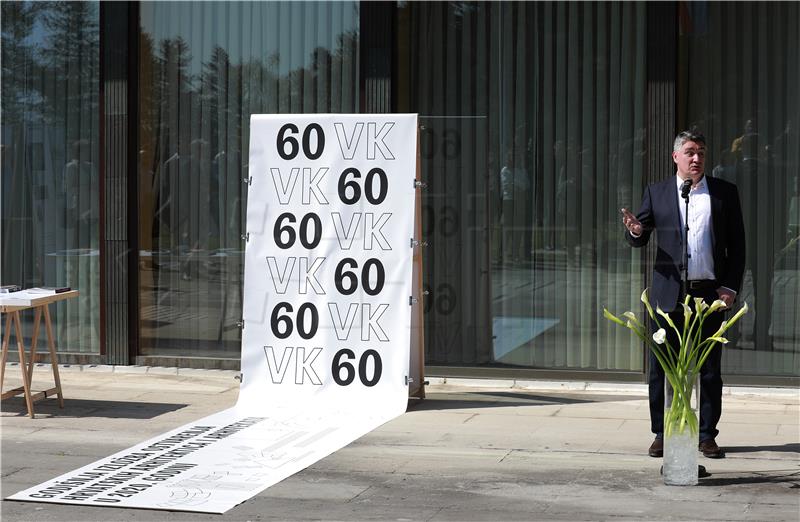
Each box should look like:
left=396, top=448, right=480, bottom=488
left=1, top=365, right=798, bottom=521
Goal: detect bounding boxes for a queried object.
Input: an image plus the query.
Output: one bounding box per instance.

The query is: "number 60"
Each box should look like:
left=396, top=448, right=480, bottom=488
left=277, top=123, right=325, bottom=160
left=331, top=349, right=382, bottom=387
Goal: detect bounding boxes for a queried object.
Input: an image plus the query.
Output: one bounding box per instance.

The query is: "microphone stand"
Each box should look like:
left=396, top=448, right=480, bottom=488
left=681, top=181, right=691, bottom=300
left=680, top=180, right=700, bottom=416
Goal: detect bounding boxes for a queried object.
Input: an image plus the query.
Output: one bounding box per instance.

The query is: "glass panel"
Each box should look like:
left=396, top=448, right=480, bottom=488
left=400, top=3, right=494, bottom=365
left=680, top=1, right=800, bottom=376
left=138, top=1, right=360, bottom=358
left=1, top=1, right=101, bottom=353
left=402, top=2, right=648, bottom=371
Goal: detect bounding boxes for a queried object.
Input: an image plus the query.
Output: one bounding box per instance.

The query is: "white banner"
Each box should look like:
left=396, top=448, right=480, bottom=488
left=8, top=114, right=419, bottom=513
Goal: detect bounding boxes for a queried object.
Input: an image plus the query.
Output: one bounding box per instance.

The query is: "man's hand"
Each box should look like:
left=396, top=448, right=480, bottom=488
left=620, top=208, right=642, bottom=236
left=716, top=287, right=736, bottom=309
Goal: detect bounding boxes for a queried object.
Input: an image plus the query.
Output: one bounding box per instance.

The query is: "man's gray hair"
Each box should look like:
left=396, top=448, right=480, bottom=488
left=673, top=129, right=706, bottom=151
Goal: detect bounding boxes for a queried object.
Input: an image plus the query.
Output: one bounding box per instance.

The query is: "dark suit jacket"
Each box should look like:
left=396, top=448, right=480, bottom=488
left=626, top=175, right=746, bottom=312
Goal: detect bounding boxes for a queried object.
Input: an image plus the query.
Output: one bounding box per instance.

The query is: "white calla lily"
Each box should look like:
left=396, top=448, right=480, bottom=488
left=694, top=297, right=708, bottom=314
left=603, top=308, right=625, bottom=326
left=707, top=299, right=727, bottom=313
left=727, top=301, right=749, bottom=325
left=622, top=311, right=642, bottom=328
left=711, top=320, right=729, bottom=338
left=605, top=288, right=749, bottom=444
left=681, top=302, right=692, bottom=323
left=640, top=289, right=655, bottom=319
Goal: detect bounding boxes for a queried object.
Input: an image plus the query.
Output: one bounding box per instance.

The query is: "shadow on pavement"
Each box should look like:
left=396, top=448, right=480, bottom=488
left=700, top=469, right=800, bottom=487
left=724, top=443, right=800, bottom=454
left=0, top=398, right=187, bottom=419
left=408, top=390, right=641, bottom=411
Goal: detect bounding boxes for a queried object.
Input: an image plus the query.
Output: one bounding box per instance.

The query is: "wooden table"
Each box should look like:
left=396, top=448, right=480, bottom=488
left=0, top=290, right=79, bottom=418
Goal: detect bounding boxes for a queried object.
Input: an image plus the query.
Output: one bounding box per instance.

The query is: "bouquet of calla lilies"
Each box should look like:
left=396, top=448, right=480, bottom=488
left=604, top=290, right=749, bottom=437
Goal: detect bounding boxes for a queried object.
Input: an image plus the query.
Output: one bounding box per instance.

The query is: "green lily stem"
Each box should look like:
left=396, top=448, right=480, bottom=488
left=664, top=386, right=699, bottom=437
left=620, top=322, right=697, bottom=429
left=624, top=321, right=696, bottom=414
left=604, top=292, right=749, bottom=440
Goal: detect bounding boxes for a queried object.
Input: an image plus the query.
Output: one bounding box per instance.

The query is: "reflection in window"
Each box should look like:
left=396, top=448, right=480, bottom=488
left=1, top=1, right=100, bottom=352
left=683, top=1, right=800, bottom=376
left=404, top=2, right=647, bottom=371
left=138, top=2, right=360, bottom=357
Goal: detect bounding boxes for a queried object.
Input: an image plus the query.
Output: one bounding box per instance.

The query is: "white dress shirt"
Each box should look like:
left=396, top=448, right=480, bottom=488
left=676, top=175, right=716, bottom=281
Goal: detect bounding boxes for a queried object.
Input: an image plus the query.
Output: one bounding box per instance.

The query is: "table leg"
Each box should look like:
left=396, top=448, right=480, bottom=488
left=13, top=312, right=35, bottom=418
left=26, top=307, right=42, bottom=384
left=1, top=314, right=11, bottom=391
left=43, top=305, right=64, bottom=408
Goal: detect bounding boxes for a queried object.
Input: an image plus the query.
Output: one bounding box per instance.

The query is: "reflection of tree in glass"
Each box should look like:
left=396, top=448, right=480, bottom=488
left=40, top=2, right=100, bottom=131
left=136, top=6, right=362, bottom=352
left=2, top=1, right=99, bottom=217
left=1, top=2, right=45, bottom=122
left=142, top=22, right=360, bottom=253
left=2, top=2, right=101, bottom=353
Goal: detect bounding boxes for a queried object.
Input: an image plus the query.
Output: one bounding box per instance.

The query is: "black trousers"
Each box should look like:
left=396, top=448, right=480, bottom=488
left=648, top=286, right=725, bottom=442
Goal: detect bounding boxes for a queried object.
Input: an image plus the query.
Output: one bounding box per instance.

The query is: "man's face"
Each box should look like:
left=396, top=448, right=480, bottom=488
left=672, top=140, right=706, bottom=181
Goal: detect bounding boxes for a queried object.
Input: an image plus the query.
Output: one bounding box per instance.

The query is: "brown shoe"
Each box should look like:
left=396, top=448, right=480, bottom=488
left=648, top=437, right=663, bottom=458
left=698, top=438, right=726, bottom=459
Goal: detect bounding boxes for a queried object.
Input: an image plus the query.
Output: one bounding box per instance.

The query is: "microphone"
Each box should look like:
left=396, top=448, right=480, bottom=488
left=681, top=179, right=692, bottom=200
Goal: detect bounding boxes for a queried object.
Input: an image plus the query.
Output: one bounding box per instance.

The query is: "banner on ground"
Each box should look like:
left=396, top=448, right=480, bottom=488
left=8, top=114, right=419, bottom=513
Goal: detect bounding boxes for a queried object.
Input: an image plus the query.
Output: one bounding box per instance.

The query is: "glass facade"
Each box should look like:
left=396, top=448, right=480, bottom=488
left=1, top=1, right=101, bottom=353
left=137, top=1, right=360, bottom=358
left=1, top=1, right=798, bottom=382
left=400, top=2, right=648, bottom=373
left=679, top=1, right=800, bottom=376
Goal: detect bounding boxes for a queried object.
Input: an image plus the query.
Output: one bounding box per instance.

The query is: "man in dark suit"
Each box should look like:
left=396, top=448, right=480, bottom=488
left=620, top=130, right=745, bottom=459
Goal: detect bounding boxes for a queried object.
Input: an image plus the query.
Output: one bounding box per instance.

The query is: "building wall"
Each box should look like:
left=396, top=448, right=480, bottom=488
left=2, top=1, right=798, bottom=384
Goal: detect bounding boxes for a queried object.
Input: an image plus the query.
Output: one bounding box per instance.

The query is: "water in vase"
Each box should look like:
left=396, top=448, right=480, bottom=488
left=663, top=430, right=698, bottom=486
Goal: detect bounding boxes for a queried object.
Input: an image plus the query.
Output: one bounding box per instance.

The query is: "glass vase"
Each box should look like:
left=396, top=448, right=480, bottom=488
left=663, top=376, right=699, bottom=485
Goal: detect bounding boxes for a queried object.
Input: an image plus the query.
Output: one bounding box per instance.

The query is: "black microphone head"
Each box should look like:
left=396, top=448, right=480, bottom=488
left=681, top=179, right=692, bottom=199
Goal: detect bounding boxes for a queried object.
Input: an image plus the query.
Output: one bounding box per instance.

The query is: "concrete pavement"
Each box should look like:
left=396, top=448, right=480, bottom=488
left=1, top=365, right=798, bottom=521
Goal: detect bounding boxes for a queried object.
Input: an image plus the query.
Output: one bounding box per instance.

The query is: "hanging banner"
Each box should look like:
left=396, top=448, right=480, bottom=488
left=8, top=114, right=419, bottom=514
